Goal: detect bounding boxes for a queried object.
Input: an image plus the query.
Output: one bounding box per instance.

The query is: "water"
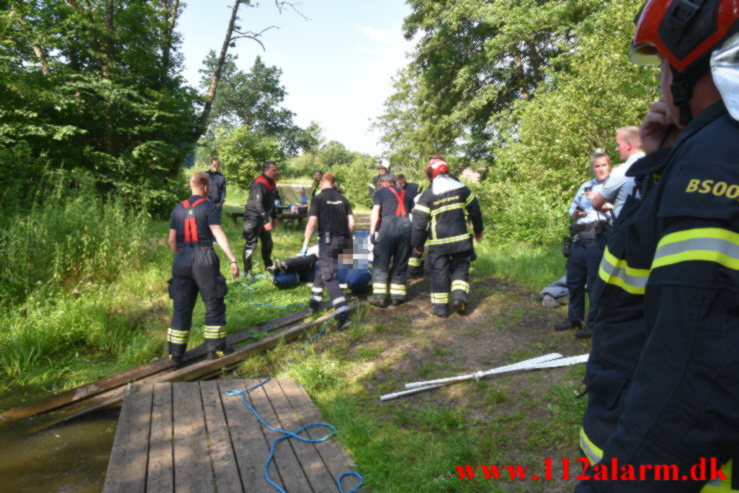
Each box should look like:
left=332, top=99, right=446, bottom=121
left=0, top=409, right=118, bottom=493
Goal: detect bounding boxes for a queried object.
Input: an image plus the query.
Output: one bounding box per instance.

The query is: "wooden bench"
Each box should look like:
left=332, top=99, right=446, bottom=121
left=224, top=210, right=307, bottom=229
left=103, top=379, right=361, bottom=492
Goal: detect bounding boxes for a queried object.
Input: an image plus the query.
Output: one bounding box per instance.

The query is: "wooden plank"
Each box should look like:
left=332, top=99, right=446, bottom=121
left=172, top=383, right=215, bottom=493
left=24, top=304, right=351, bottom=432
left=199, top=381, right=243, bottom=493
left=0, top=303, right=329, bottom=423
left=218, top=380, right=278, bottom=491
left=263, top=379, right=337, bottom=492
left=248, top=381, right=314, bottom=492
left=102, top=383, right=154, bottom=493
left=277, top=378, right=359, bottom=490
left=146, top=382, right=174, bottom=493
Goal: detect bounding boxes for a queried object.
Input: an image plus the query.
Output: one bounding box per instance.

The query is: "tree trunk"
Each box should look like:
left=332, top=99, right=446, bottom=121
left=160, top=0, right=181, bottom=88
left=193, top=0, right=243, bottom=143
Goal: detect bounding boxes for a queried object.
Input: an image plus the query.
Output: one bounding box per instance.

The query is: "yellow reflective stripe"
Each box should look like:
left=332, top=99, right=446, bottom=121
left=204, top=325, right=225, bottom=339
left=372, top=283, right=388, bottom=294
left=451, top=280, right=470, bottom=293
left=414, top=204, right=430, bottom=214
left=652, top=228, right=739, bottom=271
left=431, top=203, right=465, bottom=216
left=167, top=328, right=189, bottom=344
left=408, top=257, right=422, bottom=267
left=427, top=233, right=472, bottom=246
left=598, top=247, right=649, bottom=295
left=579, top=427, right=603, bottom=465
left=466, top=193, right=476, bottom=205
left=389, top=283, right=406, bottom=295
left=430, top=292, right=449, bottom=303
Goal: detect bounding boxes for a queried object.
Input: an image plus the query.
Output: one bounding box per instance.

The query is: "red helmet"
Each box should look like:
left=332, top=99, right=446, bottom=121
left=631, top=0, right=738, bottom=73
left=425, top=158, right=449, bottom=180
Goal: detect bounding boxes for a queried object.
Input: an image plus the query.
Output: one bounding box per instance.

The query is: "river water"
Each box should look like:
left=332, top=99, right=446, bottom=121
left=0, top=409, right=117, bottom=493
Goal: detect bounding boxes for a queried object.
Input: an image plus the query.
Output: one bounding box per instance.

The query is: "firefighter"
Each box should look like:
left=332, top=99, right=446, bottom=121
left=368, top=173, right=414, bottom=307
left=411, top=155, right=484, bottom=317
left=368, top=159, right=389, bottom=199
left=302, top=172, right=355, bottom=330
left=167, top=172, right=240, bottom=363
left=242, top=161, right=279, bottom=279
left=576, top=2, right=739, bottom=492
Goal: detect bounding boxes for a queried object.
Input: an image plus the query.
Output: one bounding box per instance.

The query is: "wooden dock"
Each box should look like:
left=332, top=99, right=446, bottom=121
left=103, top=379, right=361, bottom=493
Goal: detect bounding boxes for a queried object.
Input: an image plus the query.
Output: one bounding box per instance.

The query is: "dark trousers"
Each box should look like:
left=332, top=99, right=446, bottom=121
left=242, top=217, right=273, bottom=274
left=428, top=250, right=471, bottom=308
left=372, top=217, right=411, bottom=301
left=311, top=235, right=349, bottom=318
left=168, top=246, right=227, bottom=356
left=284, top=254, right=317, bottom=273
left=566, top=234, right=605, bottom=327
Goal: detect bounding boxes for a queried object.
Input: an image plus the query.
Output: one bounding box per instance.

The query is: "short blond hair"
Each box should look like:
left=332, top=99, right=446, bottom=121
left=617, top=126, right=643, bottom=149
left=321, top=172, right=337, bottom=186
left=190, top=172, right=210, bottom=191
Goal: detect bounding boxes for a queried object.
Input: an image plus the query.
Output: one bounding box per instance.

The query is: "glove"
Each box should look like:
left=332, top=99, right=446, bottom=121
left=370, top=232, right=378, bottom=245
left=300, top=244, right=309, bottom=257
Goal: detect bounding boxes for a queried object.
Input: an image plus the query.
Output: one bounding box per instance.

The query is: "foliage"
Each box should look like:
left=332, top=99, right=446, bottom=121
left=209, top=124, right=283, bottom=188
left=1, top=0, right=199, bottom=215
left=379, top=0, right=659, bottom=244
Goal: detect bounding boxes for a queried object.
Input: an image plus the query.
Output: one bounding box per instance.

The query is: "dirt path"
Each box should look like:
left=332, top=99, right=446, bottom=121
left=313, top=274, right=591, bottom=491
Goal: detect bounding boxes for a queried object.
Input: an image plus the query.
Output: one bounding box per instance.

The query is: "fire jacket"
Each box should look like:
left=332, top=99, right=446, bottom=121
left=411, top=174, right=483, bottom=255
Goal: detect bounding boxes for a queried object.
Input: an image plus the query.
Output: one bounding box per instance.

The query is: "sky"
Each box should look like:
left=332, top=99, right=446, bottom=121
left=178, top=0, right=416, bottom=156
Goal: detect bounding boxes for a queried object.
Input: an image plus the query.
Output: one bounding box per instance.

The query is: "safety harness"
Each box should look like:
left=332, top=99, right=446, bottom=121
left=182, top=198, right=207, bottom=243
left=255, top=174, right=277, bottom=191
left=386, top=187, right=407, bottom=217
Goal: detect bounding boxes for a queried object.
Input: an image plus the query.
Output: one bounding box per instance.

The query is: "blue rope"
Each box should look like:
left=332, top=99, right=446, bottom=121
left=226, top=313, right=364, bottom=492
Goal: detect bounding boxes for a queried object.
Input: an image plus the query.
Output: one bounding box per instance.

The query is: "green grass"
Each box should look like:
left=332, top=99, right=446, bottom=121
left=473, top=240, right=565, bottom=291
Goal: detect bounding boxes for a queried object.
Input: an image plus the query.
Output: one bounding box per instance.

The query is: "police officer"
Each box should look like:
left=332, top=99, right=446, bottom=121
left=368, top=173, right=414, bottom=307
left=577, top=2, right=739, bottom=491
left=242, top=161, right=279, bottom=279
left=554, top=152, right=611, bottom=339
left=206, top=158, right=226, bottom=208
left=411, top=155, right=484, bottom=317
left=302, top=172, right=355, bottom=330
left=167, top=172, right=240, bottom=363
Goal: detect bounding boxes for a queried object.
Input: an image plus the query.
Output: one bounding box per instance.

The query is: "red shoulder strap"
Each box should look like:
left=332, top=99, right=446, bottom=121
left=255, top=175, right=276, bottom=191
left=181, top=198, right=207, bottom=242
left=387, top=187, right=407, bottom=217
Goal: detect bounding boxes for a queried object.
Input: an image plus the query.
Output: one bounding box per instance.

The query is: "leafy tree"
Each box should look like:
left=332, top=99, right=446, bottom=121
left=212, top=124, right=282, bottom=188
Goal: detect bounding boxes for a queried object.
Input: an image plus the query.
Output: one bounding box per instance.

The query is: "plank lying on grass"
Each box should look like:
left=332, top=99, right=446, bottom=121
left=29, top=302, right=363, bottom=432
left=0, top=301, right=331, bottom=423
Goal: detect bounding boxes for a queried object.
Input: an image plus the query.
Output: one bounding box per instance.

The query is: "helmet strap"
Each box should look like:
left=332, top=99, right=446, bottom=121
left=670, top=68, right=694, bottom=126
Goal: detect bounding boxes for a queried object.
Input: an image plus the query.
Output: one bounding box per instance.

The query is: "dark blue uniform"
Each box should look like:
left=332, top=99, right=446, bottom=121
left=577, top=103, right=739, bottom=492
left=371, top=185, right=414, bottom=304
left=167, top=196, right=228, bottom=357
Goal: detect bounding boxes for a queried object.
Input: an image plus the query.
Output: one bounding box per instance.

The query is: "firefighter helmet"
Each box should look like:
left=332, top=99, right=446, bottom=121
left=425, top=158, right=449, bottom=180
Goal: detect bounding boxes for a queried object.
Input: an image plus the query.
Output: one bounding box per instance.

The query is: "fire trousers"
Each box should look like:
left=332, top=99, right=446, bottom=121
left=428, top=249, right=471, bottom=309
left=372, top=216, right=411, bottom=302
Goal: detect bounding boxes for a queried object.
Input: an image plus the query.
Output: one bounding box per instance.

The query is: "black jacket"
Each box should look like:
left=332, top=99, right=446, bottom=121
left=206, top=170, right=226, bottom=205
left=411, top=174, right=483, bottom=255
left=244, top=174, right=277, bottom=224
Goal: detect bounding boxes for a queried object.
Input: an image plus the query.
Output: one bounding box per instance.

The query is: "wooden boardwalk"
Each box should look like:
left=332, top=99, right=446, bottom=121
left=103, top=379, right=360, bottom=493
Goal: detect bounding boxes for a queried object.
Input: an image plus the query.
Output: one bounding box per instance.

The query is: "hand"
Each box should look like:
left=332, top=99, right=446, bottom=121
left=370, top=232, right=378, bottom=245
left=475, top=233, right=483, bottom=243
left=413, top=247, right=423, bottom=255
left=573, top=210, right=587, bottom=218
left=601, top=202, right=613, bottom=211
left=641, top=98, right=680, bottom=153
left=230, top=261, right=240, bottom=278
left=264, top=221, right=273, bottom=231
left=300, top=244, right=309, bottom=257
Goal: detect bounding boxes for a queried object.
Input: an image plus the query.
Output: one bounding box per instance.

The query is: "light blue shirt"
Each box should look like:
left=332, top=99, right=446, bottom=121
left=599, top=152, right=645, bottom=217
left=569, top=178, right=609, bottom=224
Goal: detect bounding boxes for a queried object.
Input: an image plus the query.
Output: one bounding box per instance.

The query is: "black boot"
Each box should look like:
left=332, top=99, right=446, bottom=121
left=432, top=304, right=449, bottom=318
left=336, top=313, right=351, bottom=331
left=575, top=326, right=593, bottom=339
left=451, top=298, right=467, bottom=315
left=554, top=319, right=581, bottom=331
left=308, top=299, right=321, bottom=314
left=369, top=295, right=388, bottom=308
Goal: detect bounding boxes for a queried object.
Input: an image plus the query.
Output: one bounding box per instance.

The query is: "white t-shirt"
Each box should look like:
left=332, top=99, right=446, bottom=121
left=600, top=152, right=645, bottom=217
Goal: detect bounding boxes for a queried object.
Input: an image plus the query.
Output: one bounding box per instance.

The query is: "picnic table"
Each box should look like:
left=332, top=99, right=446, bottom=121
left=224, top=205, right=307, bottom=229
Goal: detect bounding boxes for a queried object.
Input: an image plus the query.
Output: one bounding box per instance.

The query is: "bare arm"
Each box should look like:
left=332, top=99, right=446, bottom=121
left=591, top=192, right=608, bottom=211
left=347, top=214, right=355, bottom=236
left=168, top=229, right=177, bottom=252
left=209, top=224, right=240, bottom=278
left=368, top=206, right=380, bottom=236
